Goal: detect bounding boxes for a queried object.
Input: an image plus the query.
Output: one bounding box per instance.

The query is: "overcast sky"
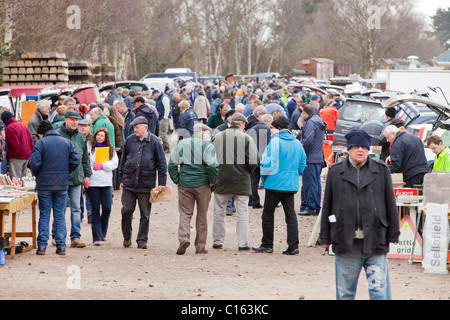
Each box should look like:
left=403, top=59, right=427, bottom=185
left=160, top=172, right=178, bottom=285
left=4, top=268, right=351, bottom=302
left=416, top=0, right=448, bottom=17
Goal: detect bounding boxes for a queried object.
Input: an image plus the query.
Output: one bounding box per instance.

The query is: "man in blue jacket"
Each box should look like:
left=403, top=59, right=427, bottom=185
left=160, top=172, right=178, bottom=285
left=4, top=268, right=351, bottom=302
left=252, top=117, right=306, bottom=255
left=298, top=104, right=327, bottom=216
left=30, top=121, right=80, bottom=256
left=177, top=100, right=199, bottom=140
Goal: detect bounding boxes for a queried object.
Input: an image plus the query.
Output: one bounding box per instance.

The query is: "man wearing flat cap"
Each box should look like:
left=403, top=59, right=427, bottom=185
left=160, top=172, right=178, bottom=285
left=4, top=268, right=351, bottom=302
left=211, top=112, right=259, bottom=251
left=320, top=129, right=399, bottom=300
left=119, top=116, right=167, bottom=249
left=169, top=123, right=219, bottom=255
left=57, top=110, right=92, bottom=249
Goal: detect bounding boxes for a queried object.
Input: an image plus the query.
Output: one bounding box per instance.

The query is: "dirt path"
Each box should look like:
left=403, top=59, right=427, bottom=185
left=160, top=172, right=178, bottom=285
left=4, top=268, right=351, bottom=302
left=1, top=178, right=448, bottom=302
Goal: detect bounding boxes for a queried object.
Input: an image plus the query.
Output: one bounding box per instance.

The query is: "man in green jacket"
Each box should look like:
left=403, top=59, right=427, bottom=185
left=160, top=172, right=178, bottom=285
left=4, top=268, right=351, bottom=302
left=57, top=110, right=92, bottom=248
left=427, top=135, right=450, bottom=173
left=211, top=113, right=259, bottom=251
left=169, top=123, right=219, bottom=255
left=206, top=103, right=229, bottom=129
left=90, top=107, right=116, bottom=149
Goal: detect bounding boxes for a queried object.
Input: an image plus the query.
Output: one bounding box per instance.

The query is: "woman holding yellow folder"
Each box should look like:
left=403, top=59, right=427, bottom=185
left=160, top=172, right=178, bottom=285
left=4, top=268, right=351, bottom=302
left=86, top=128, right=119, bottom=246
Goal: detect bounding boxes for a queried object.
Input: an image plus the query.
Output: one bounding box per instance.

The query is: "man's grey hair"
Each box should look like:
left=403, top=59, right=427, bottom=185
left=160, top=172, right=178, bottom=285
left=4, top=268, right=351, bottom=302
left=36, top=99, right=51, bottom=110
left=64, top=97, right=76, bottom=105
left=261, top=114, right=273, bottom=123
left=91, top=107, right=104, bottom=116
left=114, top=100, right=126, bottom=108
left=253, top=105, right=267, bottom=117
left=271, top=108, right=283, bottom=115
left=252, top=99, right=263, bottom=106
left=383, top=125, right=400, bottom=137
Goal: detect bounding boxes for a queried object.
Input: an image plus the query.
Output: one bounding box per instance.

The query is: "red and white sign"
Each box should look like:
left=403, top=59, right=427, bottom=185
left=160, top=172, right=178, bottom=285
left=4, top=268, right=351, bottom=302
left=394, top=188, right=418, bottom=200
left=388, top=216, right=422, bottom=260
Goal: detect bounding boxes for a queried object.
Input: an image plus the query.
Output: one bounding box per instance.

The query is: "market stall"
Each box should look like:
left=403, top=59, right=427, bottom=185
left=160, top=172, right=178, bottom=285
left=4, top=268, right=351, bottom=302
left=0, top=186, right=37, bottom=261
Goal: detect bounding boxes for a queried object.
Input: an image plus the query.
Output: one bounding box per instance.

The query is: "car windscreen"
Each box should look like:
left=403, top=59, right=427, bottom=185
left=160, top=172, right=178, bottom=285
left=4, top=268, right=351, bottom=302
left=441, top=130, right=450, bottom=147
left=339, top=101, right=385, bottom=123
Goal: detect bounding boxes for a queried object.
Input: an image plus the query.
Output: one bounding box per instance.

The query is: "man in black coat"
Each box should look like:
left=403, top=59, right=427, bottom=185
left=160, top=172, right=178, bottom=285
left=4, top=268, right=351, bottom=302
left=119, top=116, right=167, bottom=249
left=132, top=97, right=160, bottom=137
left=383, top=125, right=428, bottom=187
left=320, top=130, right=400, bottom=300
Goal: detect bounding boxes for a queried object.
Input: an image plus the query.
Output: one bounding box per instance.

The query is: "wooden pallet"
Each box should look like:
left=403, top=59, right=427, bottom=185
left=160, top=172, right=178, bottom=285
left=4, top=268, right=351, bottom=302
left=2, top=52, right=69, bottom=86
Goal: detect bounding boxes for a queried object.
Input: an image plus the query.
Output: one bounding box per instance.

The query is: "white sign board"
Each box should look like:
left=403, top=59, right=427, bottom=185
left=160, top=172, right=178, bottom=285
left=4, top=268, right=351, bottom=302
left=422, top=203, right=448, bottom=274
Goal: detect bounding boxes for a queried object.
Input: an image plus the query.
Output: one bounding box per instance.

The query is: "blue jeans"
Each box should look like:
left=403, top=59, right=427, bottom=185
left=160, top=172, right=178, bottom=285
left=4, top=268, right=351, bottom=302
left=86, top=186, right=112, bottom=242
left=300, top=163, right=322, bottom=212
left=335, top=240, right=392, bottom=300
left=37, top=191, right=68, bottom=249
left=80, top=186, right=92, bottom=221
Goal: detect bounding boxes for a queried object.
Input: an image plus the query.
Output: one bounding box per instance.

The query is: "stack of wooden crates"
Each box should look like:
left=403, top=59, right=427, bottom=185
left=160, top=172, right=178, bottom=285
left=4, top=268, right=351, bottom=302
left=2, top=52, right=70, bottom=86
left=1, top=52, right=116, bottom=86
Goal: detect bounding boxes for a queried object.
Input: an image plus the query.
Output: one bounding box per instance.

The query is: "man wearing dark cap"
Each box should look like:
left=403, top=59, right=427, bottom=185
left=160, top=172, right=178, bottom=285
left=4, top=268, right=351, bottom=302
left=30, top=120, right=81, bottom=255
left=320, top=129, right=399, bottom=300
left=211, top=112, right=259, bottom=251
left=57, top=110, right=92, bottom=249
left=119, top=116, right=167, bottom=249
left=1, top=111, right=34, bottom=179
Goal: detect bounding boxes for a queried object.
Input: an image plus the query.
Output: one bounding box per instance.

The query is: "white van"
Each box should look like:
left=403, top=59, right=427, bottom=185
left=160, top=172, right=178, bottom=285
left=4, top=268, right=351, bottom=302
left=165, top=68, right=192, bottom=73
left=142, top=78, right=175, bottom=93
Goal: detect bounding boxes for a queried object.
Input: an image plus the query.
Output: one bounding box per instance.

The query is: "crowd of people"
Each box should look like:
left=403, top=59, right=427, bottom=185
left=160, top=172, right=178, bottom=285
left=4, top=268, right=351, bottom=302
left=0, top=75, right=448, bottom=300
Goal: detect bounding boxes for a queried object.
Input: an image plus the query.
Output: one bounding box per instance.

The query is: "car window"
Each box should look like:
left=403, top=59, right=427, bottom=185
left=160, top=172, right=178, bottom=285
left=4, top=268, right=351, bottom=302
left=340, top=101, right=384, bottom=123
left=441, top=130, right=450, bottom=147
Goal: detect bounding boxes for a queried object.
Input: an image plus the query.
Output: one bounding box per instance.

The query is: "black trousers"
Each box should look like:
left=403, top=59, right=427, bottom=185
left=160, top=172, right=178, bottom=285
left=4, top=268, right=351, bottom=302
left=250, top=167, right=262, bottom=206
left=261, top=189, right=299, bottom=250
left=404, top=172, right=426, bottom=188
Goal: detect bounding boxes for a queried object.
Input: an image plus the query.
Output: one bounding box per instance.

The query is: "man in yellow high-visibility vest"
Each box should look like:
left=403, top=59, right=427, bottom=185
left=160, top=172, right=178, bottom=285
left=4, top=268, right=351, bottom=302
left=426, top=135, right=450, bottom=173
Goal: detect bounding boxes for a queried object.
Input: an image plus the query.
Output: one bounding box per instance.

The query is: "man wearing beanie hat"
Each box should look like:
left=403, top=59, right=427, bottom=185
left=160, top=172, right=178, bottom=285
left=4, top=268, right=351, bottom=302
left=320, top=129, right=399, bottom=300
left=270, top=116, right=289, bottom=130
left=30, top=120, right=81, bottom=256
left=378, top=107, right=397, bottom=161
left=252, top=117, right=306, bottom=255
left=1, top=111, right=34, bottom=179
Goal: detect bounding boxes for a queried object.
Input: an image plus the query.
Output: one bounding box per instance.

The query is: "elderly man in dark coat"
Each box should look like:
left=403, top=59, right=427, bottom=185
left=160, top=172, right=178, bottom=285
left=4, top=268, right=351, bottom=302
left=320, top=130, right=400, bottom=300
left=119, top=116, right=167, bottom=249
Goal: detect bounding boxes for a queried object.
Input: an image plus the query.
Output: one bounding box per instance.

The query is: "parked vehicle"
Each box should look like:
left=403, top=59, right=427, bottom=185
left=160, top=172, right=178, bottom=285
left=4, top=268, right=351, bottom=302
left=141, top=72, right=197, bottom=83
left=333, top=98, right=386, bottom=147
left=0, top=89, right=14, bottom=114
left=382, top=94, right=450, bottom=161
left=141, top=78, right=175, bottom=93
left=99, top=81, right=152, bottom=95
left=381, top=94, right=450, bottom=132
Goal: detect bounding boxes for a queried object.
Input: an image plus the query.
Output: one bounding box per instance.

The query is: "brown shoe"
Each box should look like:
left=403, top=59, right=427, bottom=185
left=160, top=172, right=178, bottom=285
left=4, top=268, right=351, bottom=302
left=123, top=239, right=132, bottom=248
left=56, top=247, right=66, bottom=255
left=70, top=239, right=86, bottom=248
left=195, top=249, right=208, bottom=254
left=137, top=243, right=147, bottom=249
left=176, top=240, right=190, bottom=255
